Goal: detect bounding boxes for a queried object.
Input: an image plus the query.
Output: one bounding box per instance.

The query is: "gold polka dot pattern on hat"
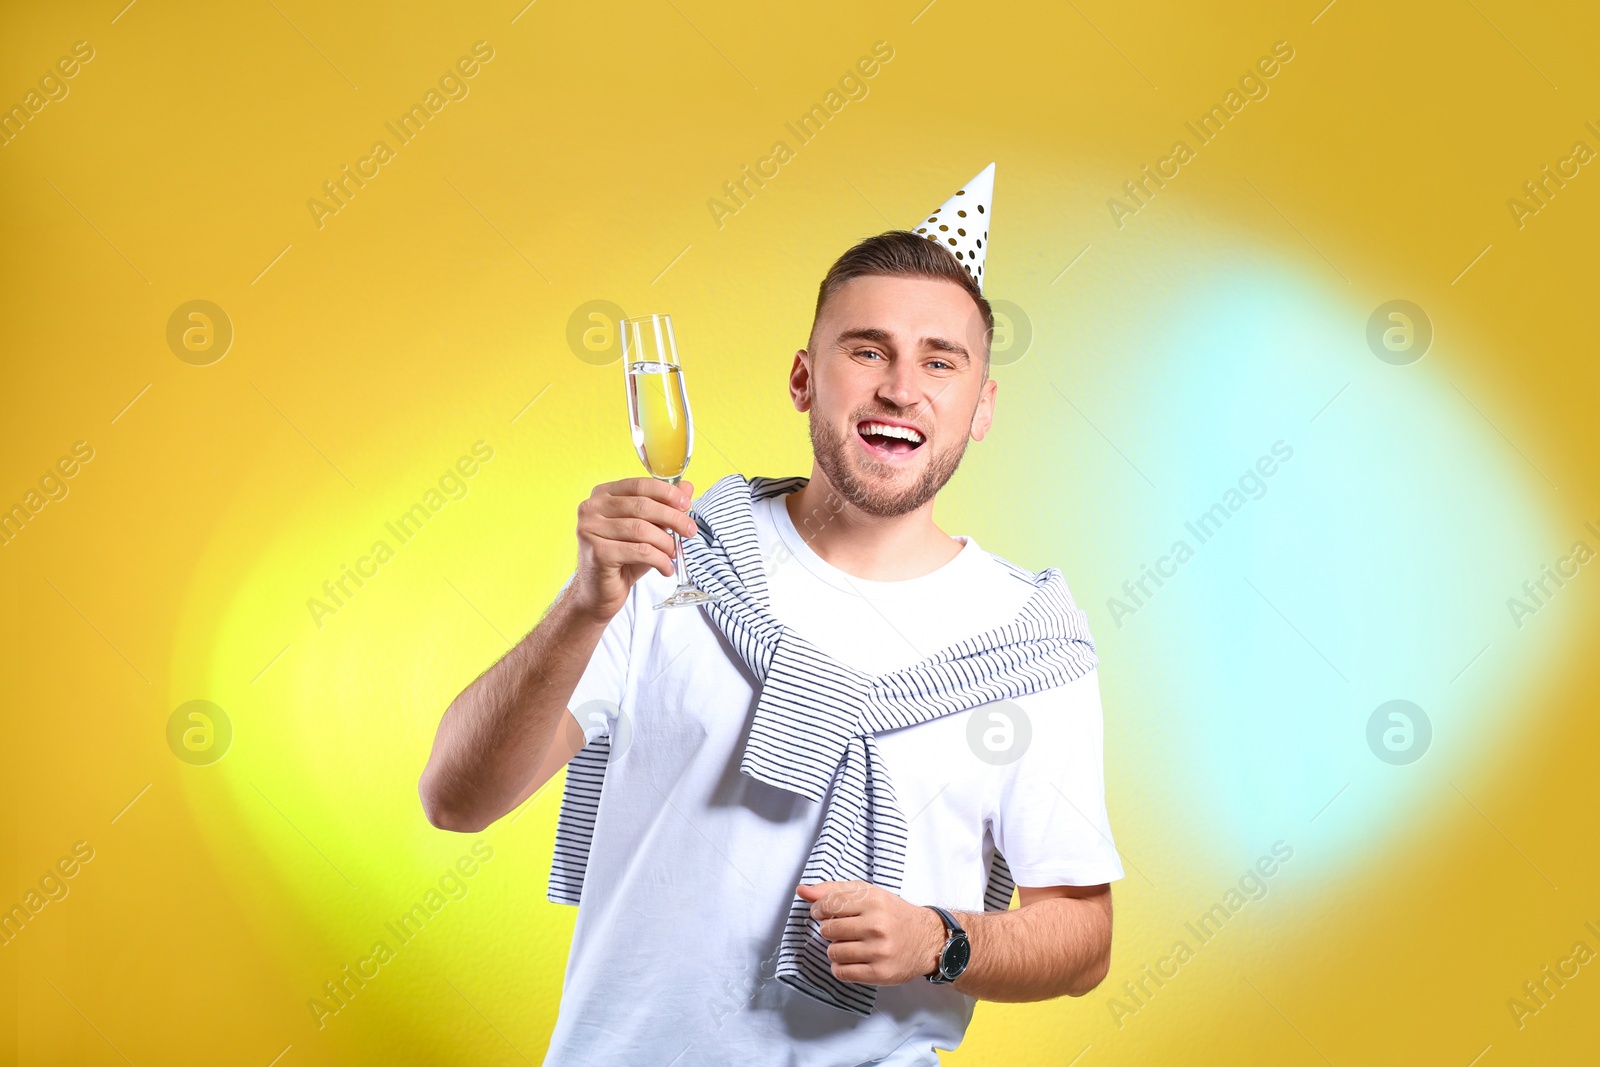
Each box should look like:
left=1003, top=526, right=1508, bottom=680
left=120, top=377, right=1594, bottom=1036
left=910, top=162, right=994, bottom=291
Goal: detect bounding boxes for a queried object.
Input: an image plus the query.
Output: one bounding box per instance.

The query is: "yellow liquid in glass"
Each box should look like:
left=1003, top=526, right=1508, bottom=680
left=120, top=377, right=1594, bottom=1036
left=626, top=361, right=692, bottom=479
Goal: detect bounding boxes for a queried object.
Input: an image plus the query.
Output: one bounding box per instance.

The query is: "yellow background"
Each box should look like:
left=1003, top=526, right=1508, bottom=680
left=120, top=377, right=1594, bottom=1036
left=3, top=0, right=1598, bottom=1063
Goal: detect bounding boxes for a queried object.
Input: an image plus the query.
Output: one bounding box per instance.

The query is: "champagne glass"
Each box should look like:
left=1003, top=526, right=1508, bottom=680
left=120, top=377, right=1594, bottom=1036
left=621, top=313, right=717, bottom=609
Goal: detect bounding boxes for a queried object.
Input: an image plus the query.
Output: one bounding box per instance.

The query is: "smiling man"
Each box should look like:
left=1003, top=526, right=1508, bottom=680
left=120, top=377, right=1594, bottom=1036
left=419, top=164, right=1123, bottom=1065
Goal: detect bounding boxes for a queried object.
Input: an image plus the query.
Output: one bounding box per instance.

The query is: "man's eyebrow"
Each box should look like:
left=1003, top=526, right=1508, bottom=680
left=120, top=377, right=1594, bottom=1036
left=833, top=327, right=971, bottom=366
left=921, top=336, right=971, bottom=364
left=834, top=327, right=893, bottom=348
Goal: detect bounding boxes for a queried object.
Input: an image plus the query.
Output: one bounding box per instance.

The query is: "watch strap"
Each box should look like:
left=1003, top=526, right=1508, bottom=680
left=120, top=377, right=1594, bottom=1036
left=928, top=905, right=964, bottom=937
left=924, top=905, right=968, bottom=983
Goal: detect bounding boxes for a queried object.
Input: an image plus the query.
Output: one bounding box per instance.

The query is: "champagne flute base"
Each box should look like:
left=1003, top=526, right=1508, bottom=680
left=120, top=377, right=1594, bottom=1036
left=654, top=586, right=718, bottom=610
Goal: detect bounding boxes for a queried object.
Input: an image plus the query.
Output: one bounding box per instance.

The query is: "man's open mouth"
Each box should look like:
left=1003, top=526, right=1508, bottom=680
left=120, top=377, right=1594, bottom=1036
left=856, top=419, right=927, bottom=461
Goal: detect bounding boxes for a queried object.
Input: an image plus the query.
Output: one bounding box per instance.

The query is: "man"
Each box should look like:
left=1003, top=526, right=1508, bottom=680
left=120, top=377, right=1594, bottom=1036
left=419, top=165, right=1123, bottom=1064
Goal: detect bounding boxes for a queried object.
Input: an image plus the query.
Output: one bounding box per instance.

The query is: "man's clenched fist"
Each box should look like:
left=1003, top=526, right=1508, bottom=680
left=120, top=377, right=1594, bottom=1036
left=796, top=880, right=948, bottom=986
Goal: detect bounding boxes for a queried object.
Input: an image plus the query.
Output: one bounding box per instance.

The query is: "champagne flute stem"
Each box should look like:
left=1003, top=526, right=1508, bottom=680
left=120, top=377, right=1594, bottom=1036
left=664, top=474, right=690, bottom=590
left=671, top=527, right=689, bottom=590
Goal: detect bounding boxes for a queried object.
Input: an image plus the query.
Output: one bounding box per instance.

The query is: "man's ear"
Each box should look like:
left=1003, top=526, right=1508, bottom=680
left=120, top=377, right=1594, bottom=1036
left=789, top=349, right=812, bottom=412
left=969, top=378, right=998, bottom=441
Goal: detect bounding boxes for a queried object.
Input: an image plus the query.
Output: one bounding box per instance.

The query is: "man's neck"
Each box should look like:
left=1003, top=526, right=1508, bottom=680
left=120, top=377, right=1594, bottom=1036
left=783, top=469, right=965, bottom=582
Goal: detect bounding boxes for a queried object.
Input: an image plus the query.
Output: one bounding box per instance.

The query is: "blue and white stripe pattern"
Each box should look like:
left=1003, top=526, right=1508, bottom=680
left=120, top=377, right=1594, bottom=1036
left=548, top=473, right=1099, bottom=1016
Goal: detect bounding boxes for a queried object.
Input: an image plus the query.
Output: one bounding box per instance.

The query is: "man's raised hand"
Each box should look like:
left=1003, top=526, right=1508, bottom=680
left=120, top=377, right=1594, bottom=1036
left=570, top=477, right=697, bottom=621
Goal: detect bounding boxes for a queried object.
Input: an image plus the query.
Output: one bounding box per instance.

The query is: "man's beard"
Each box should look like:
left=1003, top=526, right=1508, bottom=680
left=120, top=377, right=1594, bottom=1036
left=807, top=403, right=972, bottom=518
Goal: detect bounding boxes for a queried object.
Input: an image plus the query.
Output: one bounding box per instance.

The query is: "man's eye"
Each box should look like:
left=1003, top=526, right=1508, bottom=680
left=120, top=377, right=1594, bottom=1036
left=858, top=349, right=885, bottom=360
left=929, top=359, right=953, bottom=371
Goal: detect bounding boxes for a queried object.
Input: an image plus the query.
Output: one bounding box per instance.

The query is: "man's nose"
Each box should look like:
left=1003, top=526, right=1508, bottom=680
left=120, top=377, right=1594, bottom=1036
left=877, top=359, right=921, bottom=408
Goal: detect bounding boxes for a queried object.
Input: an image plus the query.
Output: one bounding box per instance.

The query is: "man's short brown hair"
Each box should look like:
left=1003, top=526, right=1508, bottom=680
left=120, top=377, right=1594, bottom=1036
left=810, top=230, right=993, bottom=380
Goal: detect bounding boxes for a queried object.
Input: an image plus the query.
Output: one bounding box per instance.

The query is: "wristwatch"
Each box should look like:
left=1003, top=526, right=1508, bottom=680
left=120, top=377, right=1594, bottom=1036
left=923, top=905, right=971, bottom=984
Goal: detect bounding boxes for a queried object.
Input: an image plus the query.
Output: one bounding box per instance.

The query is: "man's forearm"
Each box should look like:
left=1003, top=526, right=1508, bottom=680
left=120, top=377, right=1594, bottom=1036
left=939, top=891, right=1112, bottom=1002
left=419, top=583, right=607, bottom=832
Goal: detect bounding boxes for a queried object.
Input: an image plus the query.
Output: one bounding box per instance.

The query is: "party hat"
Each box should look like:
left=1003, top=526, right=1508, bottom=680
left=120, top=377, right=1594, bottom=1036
left=912, top=162, right=995, bottom=291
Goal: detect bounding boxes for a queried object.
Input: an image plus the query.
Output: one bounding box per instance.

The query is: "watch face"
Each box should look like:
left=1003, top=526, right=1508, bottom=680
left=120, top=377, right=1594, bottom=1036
left=942, top=935, right=971, bottom=977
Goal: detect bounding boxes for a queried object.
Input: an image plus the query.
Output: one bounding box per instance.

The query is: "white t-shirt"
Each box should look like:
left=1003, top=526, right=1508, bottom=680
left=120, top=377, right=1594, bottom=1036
left=542, top=487, right=1122, bottom=1066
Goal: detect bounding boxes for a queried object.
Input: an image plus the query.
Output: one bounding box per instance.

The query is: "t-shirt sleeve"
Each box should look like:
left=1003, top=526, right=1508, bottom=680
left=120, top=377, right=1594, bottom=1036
left=989, top=666, right=1125, bottom=887
left=558, top=569, right=636, bottom=745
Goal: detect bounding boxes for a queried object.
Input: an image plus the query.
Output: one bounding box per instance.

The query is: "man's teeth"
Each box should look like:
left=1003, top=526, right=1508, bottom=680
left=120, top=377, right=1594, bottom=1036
left=860, top=422, right=924, bottom=444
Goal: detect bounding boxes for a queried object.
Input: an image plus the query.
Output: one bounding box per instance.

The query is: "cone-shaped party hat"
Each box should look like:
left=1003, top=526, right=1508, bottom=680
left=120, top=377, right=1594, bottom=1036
left=912, top=162, right=995, bottom=291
